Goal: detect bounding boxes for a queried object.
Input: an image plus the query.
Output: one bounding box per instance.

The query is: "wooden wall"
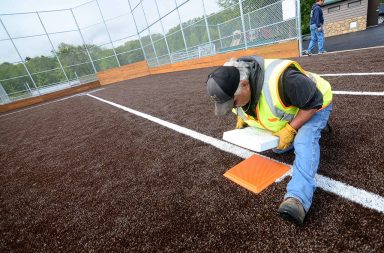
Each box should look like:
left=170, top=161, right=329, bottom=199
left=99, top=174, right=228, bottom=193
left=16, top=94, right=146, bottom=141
left=0, top=81, right=101, bottom=113
left=1, top=40, right=298, bottom=113
left=96, top=40, right=298, bottom=85
left=96, top=61, right=150, bottom=86
left=150, top=40, right=299, bottom=75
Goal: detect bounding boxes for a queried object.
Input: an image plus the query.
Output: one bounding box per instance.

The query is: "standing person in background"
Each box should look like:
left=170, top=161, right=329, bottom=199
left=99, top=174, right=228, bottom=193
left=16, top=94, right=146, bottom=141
left=304, top=0, right=326, bottom=55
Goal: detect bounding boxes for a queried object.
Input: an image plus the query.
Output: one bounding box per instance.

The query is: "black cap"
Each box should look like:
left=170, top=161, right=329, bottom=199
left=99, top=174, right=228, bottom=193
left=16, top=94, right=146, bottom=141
left=206, top=66, right=240, bottom=116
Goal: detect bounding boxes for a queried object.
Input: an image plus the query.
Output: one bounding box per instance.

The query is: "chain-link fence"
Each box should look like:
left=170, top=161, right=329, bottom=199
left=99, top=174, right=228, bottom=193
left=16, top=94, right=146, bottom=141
left=0, top=0, right=301, bottom=104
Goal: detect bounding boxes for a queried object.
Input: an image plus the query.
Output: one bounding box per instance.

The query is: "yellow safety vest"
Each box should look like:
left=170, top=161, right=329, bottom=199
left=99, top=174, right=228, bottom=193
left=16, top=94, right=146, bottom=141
left=233, top=59, right=332, bottom=132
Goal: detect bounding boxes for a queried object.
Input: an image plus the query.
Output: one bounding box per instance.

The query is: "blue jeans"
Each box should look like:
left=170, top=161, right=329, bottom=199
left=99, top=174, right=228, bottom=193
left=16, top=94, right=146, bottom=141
left=274, top=104, right=333, bottom=212
left=307, top=23, right=325, bottom=53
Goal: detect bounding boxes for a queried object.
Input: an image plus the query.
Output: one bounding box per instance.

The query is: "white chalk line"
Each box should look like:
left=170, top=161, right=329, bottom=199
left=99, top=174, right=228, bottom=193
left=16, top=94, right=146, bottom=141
left=320, top=72, right=384, bottom=76
left=333, top=91, right=384, bottom=96
left=0, top=88, right=105, bottom=118
left=87, top=94, right=384, bottom=214
left=324, top=45, right=384, bottom=54
left=304, top=45, right=384, bottom=56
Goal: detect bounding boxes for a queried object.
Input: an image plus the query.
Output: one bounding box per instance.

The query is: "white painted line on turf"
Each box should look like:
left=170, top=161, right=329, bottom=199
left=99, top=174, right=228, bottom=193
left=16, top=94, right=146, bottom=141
left=87, top=94, right=255, bottom=160
left=0, top=95, right=78, bottom=118
left=333, top=91, right=384, bottom=96
left=325, top=45, right=384, bottom=54
left=0, top=88, right=105, bottom=118
left=317, top=175, right=384, bottom=213
left=85, top=87, right=105, bottom=94
left=320, top=72, right=384, bottom=76
left=304, top=45, right=384, bottom=56
left=87, top=94, right=384, bottom=214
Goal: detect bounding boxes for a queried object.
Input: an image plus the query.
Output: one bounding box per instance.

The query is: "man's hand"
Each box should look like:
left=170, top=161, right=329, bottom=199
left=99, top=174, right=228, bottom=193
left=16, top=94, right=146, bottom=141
left=317, top=27, right=322, bottom=32
left=273, top=123, right=297, bottom=150
left=235, top=116, right=247, bottom=129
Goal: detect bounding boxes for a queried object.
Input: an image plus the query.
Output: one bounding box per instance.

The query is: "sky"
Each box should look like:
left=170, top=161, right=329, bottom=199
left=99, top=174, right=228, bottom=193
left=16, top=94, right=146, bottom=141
left=0, top=0, right=223, bottom=63
left=0, top=0, right=296, bottom=65
left=0, top=0, right=92, bottom=14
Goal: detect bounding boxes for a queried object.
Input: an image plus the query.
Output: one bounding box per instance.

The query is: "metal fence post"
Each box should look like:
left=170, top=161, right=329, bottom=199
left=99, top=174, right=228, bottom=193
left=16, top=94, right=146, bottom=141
left=0, top=83, right=3, bottom=104
left=127, top=0, right=148, bottom=63
left=0, top=82, right=11, bottom=104
left=141, top=2, right=159, bottom=66
left=95, top=0, right=121, bottom=67
left=36, top=12, right=70, bottom=85
left=31, top=79, right=41, bottom=95
left=25, top=82, right=32, bottom=95
left=248, top=12, right=251, bottom=31
left=70, top=8, right=97, bottom=74
left=0, top=17, right=39, bottom=93
left=201, top=0, right=212, bottom=47
left=74, top=71, right=80, bottom=83
left=154, top=0, right=172, bottom=64
left=238, top=0, right=248, bottom=49
left=296, top=0, right=303, bottom=56
left=174, top=0, right=188, bottom=54
left=217, top=24, right=223, bottom=49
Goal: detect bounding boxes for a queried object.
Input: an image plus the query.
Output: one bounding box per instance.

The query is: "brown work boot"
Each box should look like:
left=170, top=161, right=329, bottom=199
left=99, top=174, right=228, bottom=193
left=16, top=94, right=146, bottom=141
left=278, top=198, right=306, bottom=225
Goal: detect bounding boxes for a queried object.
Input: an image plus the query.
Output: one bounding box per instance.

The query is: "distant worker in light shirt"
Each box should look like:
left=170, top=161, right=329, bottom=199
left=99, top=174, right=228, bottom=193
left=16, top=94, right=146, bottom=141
left=304, top=0, right=326, bottom=55
left=206, top=56, right=333, bottom=225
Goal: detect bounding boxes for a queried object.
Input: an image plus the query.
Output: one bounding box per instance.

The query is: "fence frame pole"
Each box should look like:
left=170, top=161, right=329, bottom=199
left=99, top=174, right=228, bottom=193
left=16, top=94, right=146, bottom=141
left=95, top=0, right=121, bottom=67
left=140, top=1, right=160, bottom=66
left=127, top=0, right=148, bottom=63
left=201, top=0, right=212, bottom=46
left=296, top=0, right=303, bottom=56
left=36, top=12, right=71, bottom=86
left=238, top=0, right=248, bottom=49
left=70, top=8, right=98, bottom=74
left=0, top=17, right=39, bottom=94
left=154, top=0, right=172, bottom=64
left=174, top=0, right=188, bottom=54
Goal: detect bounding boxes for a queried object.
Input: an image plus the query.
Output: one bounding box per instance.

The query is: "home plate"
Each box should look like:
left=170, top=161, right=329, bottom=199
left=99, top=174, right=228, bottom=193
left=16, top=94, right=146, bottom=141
left=222, top=127, right=279, bottom=152
left=224, top=155, right=290, bottom=194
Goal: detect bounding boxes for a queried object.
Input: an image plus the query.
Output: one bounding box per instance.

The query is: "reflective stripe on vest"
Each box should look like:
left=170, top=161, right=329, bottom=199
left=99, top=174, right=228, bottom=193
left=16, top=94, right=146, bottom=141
left=262, top=60, right=296, bottom=122
left=233, top=59, right=332, bottom=132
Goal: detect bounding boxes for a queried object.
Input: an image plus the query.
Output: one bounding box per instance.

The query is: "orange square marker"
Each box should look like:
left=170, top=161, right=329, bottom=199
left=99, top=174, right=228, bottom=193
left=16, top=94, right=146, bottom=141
left=224, top=154, right=290, bottom=194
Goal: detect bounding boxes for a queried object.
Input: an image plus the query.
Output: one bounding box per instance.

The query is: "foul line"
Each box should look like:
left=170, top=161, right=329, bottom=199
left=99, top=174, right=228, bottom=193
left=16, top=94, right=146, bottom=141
left=304, top=45, right=384, bottom=56
left=323, top=45, right=384, bottom=54
left=87, top=94, right=384, bottom=214
left=333, top=91, right=384, bottom=96
left=320, top=72, right=384, bottom=76
left=0, top=88, right=105, bottom=118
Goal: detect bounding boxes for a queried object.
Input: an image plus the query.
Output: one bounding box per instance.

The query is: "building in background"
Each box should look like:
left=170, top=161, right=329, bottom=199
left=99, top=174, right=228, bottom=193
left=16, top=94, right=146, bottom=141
left=379, top=3, right=384, bottom=24
left=322, top=0, right=380, bottom=37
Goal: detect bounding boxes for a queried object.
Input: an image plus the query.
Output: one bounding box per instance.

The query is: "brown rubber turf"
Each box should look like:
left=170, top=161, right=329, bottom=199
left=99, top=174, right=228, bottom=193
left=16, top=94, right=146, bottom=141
left=1, top=48, right=383, bottom=251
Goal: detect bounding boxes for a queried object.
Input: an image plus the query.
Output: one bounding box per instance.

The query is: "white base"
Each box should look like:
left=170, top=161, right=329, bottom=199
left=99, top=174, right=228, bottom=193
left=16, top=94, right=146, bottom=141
left=222, top=127, right=279, bottom=152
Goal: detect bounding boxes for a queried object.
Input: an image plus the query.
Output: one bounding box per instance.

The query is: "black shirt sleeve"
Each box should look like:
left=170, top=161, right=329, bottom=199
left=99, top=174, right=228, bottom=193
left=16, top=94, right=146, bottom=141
left=280, top=66, right=323, bottom=110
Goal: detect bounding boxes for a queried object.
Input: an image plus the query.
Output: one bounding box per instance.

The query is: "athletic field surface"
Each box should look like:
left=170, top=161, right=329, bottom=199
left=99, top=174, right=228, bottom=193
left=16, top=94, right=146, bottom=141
left=1, top=47, right=384, bottom=252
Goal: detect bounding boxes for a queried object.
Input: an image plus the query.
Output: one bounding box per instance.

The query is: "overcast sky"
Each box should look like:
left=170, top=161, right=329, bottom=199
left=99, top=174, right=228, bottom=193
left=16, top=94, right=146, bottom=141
left=0, top=0, right=224, bottom=64
left=0, top=0, right=90, bottom=14
left=0, top=0, right=296, bottom=64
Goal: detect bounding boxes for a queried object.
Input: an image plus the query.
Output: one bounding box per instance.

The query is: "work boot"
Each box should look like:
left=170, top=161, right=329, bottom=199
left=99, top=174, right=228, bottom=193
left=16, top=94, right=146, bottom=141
left=302, top=50, right=312, bottom=56
left=278, top=198, right=306, bottom=225
left=321, top=123, right=332, bottom=134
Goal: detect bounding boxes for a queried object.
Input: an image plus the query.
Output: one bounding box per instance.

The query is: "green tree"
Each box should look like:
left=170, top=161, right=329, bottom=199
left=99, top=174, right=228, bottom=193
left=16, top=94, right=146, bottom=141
left=1, top=0, right=311, bottom=96
left=0, top=62, right=29, bottom=94
left=115, top=39, right=144, bottom=65
left=301, top=0, right=313, bottom=35
left=218, top=0, right=280, bottom=13
left=56, top=43, right=95, bottom=78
